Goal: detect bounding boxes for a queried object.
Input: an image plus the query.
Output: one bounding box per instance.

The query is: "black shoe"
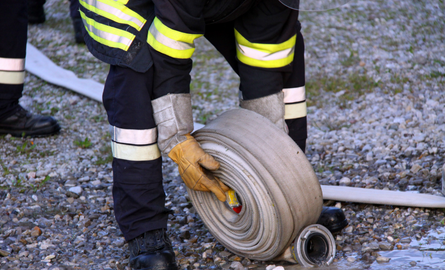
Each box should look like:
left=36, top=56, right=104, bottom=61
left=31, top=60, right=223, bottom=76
left=72, top=18, right=85, bottom=44
left=316, top=206, right=348, bottom=233
left=129, top=229, right=178, bottom=270
left=0, top=107, right=60, bottom=137
left=28, top=1, right=46, bottom=24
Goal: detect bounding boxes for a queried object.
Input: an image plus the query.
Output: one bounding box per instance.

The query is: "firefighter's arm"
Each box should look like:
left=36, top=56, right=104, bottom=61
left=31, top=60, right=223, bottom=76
left=152, top=94, right=229, bottom=201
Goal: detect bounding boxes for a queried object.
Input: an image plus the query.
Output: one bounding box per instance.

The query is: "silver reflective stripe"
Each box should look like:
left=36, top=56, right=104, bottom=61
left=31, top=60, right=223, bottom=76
left=111, top=141, right=161, bottom=161
left=83, top=17, right=133, bottom=48
left=149, top=23, right=195, bottom=51
left=0, top=71, right=25, bottom=85
left=110, top=126, right=157, bottom=145
left=283, top=86, right=305, bottom=103
left=284, top=102, right=307, bottom=120
left=237, top=44, right=294, bottom=61
left=84, top=0, right=145, bottom=30
left=0, top=58, right=25, bottom=71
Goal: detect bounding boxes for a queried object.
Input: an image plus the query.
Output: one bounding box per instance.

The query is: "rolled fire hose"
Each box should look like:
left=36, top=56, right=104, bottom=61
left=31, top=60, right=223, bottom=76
left=190, top=109, right=335, bottom=266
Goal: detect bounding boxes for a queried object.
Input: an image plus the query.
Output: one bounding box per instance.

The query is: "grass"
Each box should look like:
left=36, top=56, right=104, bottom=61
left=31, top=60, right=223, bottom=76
left=95, top=145, right=113, bottom=165
left=306, top=73, right=380, bottom=108
left=16, top=140, right=37, bottom=155
left=74, top=137, right=92, bottom=148
left=30, top=175, right=51, bottom=192
left=0, top=161, right=9, bottom=176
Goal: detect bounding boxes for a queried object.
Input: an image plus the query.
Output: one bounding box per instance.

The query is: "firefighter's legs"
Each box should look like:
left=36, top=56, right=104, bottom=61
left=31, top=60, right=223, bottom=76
left=0, top=0, right=60, bottom=137
left=69, top=0, right=84, bottom=44
left=283, top=28, right=307, bottom=153
left=103, top=65, right=177, bottom=270
left=27, top=0, right=84, bottom=43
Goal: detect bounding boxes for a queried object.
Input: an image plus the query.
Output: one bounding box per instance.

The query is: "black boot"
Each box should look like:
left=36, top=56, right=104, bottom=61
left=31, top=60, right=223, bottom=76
left=0, top=106, right=60, bottom=137
left=316, top=206, right=348, bottom=233
left=72, top=18, right=85, bottom=44
left=128, top=229, right=178, bottom=270
left=28, top=0, right=46, bottom=24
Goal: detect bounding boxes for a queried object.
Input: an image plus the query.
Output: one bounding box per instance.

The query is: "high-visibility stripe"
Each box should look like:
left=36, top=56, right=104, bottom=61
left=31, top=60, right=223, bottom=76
left=147, top=17, right=202, bottom=59
left=284, top=102, right=307, bottom=120
left=81, top=11, right=134, bottom=51
left=235, top=30, right=295, bottom=68
left=111, top=141, right=161, bottom=161
left=80, top=0, right=145, bottom=31
left=0, top=71, right=25, bottom=85
left=110, top=126, right=157, bottom=145
left=283, top=86, right=305, bottom=103
left=0, top=58, right=25, bottom=72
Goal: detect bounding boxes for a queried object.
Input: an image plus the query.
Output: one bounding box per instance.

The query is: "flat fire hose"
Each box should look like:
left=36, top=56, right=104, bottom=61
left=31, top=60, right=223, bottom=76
left=190, top=108, right=327, bottom=262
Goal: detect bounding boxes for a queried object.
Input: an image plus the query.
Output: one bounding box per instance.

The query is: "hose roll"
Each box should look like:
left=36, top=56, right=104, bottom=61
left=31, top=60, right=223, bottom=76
left=190, top=109, right=323, bottom=261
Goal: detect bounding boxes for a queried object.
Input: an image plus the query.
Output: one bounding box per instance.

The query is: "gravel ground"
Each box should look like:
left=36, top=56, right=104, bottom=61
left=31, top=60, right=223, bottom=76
left=1, top=0, right=445, bottom=269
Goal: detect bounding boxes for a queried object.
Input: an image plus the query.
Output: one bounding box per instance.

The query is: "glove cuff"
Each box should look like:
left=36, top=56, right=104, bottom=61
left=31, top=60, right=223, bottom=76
left=240, top=91, right=288, bottom=134
left=152, top=94, right=194, bottom=154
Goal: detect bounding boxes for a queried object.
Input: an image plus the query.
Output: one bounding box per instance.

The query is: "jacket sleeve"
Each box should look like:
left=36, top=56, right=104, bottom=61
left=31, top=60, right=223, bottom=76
left=148, top=0, right=207, bottom=98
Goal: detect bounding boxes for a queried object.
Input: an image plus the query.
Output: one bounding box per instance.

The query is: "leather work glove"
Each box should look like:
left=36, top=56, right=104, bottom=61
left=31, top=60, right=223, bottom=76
left=169, top=134, right=229, bottom=201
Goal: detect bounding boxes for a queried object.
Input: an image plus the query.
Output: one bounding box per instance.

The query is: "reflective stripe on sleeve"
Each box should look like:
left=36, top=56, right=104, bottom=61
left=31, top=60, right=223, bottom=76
left=147, top=17, right=202, bottom=59
left=80, top=0, right=146, bottom=31
left=0, top=58, right=25, bottom=72
left=284, top=101, right=307, bottom=120
left=111, top=141, right=161, bottom=161
left=235, top=30, right=295, bottom=68
left=110, top=126, right=157, bottom=145
left=0, top=71, right=25, bottom=85
left=80, top=10, right=135, bottom=51
left=283, top=86, right=305, bottom=103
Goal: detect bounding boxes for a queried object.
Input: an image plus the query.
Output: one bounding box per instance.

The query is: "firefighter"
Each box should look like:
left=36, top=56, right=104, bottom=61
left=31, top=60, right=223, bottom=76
left=0, top=0, right=60, bottom=137
left=79, top=0, right=348, bottom=269
left=28, top=0, right=85, bottom=44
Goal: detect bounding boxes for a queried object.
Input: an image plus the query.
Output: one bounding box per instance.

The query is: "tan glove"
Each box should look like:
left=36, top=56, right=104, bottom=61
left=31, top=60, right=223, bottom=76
left=169, top=134, right=229, bottom=201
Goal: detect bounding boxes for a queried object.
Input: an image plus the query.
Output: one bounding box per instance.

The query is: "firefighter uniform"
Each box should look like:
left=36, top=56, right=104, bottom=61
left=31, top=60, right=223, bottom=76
left=0, top=0, right=60, bottom=137
left=0, top=0, right=28, bottom=120
left=80, top=0, right=307, bottom=242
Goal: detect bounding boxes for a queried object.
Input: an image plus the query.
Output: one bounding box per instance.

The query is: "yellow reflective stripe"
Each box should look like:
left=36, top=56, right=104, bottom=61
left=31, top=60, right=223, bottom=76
left=283, top=86, right=305, bottom=103
left=147, top=17, right=202, bottom=59
left=80, top=0, right=145, bottom=31
left=81, top=11, right=134, bottom=51
left=284, top=102, right=307, bottom=120
left=110, top=125, right=157, bottom=145
left=0, top=58, right=25, bottom=71
left=237, top=49, right=294, bottom=68
left=0, top=71, right=25, bottom=85
left=153, top=17, right=202, bottom=44
left=235, top=30, right=296, bottom=68
left=111, top=141, right=161, bottom=161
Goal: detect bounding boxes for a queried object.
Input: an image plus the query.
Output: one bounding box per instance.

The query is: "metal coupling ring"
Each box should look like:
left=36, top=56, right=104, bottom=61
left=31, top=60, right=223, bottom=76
left=292, top=224, right=336, bottom=267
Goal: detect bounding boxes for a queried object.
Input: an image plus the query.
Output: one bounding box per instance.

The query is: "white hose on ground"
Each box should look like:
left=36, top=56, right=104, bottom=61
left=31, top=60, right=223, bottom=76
left=322, top=185, right=445, bottom=208
left=25, top=43, right=104, bottom=102
left=191, top=108, right=323, bottom=261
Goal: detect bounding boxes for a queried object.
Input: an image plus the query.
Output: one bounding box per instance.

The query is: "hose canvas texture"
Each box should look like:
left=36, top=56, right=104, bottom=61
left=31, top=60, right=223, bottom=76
left=189, top=108, right=323, bottom=261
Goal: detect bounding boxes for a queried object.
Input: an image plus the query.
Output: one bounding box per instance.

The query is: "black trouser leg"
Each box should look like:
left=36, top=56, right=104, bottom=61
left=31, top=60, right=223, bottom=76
left=0, top=0, right=28, bottom=120
left=103, top=65, right=170, bottom=241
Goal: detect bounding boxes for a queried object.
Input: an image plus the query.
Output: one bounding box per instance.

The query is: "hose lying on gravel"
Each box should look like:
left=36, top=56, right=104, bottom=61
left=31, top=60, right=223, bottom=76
left=191, top=108, right=323, bottom=261
left=322, top=185, right=445, bottom=208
